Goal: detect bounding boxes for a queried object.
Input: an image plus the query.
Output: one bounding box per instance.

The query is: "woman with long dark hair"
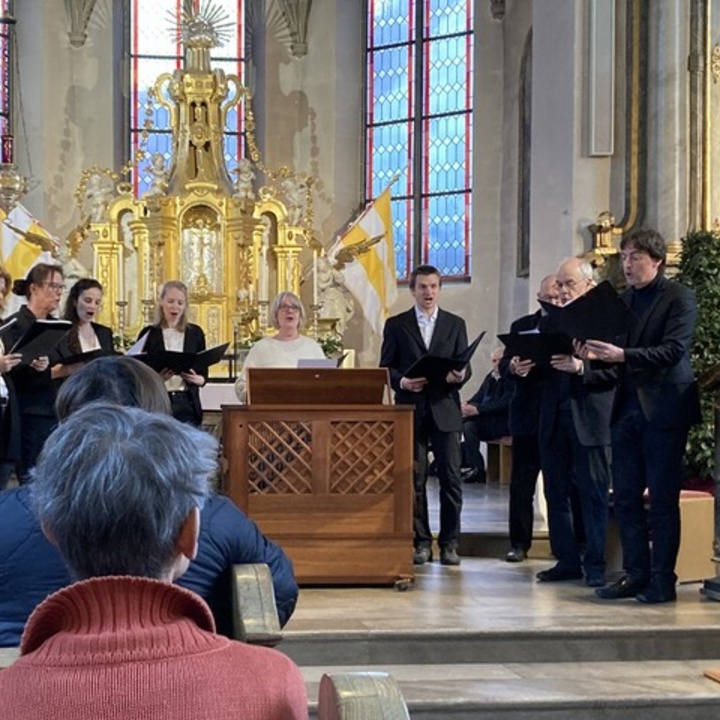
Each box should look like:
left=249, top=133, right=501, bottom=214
left=53, top=278, right=114, bottom=380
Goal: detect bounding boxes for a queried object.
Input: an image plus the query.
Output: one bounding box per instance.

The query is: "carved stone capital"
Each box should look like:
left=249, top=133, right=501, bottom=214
left=490, top=0, right=505, bottom=21
left=64, top=0, right=97, bottom=48
left=276, top=0, right=312, bottom=58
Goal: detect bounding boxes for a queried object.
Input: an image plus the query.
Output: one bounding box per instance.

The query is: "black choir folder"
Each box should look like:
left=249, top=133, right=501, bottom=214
left=404, top=331, right=485, bottom=382
left=498, top=331, right=574, bottom=365
left=135, top=342, right=230, bottom=373
left=538, top=280, right=631, bottom=342
left=7, top=319, right=72, bottom=363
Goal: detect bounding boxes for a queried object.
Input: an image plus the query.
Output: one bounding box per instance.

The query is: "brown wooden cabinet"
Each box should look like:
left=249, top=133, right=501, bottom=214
left=222, top=404, right=415, bottom=586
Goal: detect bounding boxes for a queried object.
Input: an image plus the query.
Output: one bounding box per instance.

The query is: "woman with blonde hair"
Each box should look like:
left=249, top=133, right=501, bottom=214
left=137, top=280, right=207, bottom=425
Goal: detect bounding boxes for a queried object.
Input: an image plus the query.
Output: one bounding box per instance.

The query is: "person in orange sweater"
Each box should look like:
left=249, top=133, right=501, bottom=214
left=0, top=403, right=308, bottom=720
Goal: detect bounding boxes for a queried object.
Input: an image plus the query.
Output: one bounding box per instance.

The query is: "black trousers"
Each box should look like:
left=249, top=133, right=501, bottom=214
left=413, top=411, right=463, bottom=550
left=169, top=391, right=201, bottom=427
left=508, top=433, right=541, bottom=551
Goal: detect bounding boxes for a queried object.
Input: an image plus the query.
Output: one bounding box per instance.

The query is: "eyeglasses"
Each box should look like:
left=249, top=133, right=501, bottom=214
left=279, top=303, right=301, bottom=311
left=41, top=282, right=66, bottom=292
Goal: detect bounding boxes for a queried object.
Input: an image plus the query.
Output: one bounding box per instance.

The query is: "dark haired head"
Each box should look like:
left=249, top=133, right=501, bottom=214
left=63, top=278, right=103, bottom=323
left=55, top=356, right=172, bottom=420
left=409, top=264, right=441, bottom=291
left=12, top=263, right=64, bottom=298
left=620, top=228, right=667, bottom=266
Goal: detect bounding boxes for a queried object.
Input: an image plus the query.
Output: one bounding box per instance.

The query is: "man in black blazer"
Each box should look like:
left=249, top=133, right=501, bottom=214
left=503, top=275, right=559, bottom=562
left=535, top=258, right=615, bottom=587
left=460, top=347, right=511, bottom=482
left=586, top=228, right=701, bottom=604
left=380, top=265, right=471, bottom=566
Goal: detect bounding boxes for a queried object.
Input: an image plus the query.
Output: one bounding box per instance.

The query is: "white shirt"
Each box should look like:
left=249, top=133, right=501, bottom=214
left=414, top=306, right=438, bottom=349
left=162, top=327, right=186, bottom=392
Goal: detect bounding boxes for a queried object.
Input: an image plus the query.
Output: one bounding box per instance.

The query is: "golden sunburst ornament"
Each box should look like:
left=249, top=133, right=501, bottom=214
left=167, top=1, right=235, bottom=49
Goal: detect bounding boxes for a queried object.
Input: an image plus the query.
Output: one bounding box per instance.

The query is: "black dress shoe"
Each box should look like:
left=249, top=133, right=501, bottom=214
left=505, top=547, right=527, bottom=563
left=440, top=546, right=461, bottom=566
left=461, top=467, right=486, bottom=484
left=413, top=546, right=433, bottom=565
left=595, top=575, right=648, bottom=600
left=636, top=579, right=676, bottom=604
left=536, top=565, right=583, bottom=582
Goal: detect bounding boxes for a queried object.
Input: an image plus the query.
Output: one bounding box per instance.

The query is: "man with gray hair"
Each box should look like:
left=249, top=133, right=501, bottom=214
left=0, top=404, right=308, bottom=720
left=534, top=257, right=615, bottom=587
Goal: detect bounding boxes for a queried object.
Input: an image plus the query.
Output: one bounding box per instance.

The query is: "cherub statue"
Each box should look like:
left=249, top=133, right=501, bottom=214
left=84, top=173, right=115, bottom=223
left=315, top=254, right=355, bottom=336
left=147, top=152, right=169, bottom=196
left=281, top=175, right=307, bottom=226
left=232, top=158, right=255, bottom=200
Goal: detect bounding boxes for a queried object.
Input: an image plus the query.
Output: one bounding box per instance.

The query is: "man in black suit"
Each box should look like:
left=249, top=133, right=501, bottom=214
left=380, top=265, right=471, bottom=566
left=503, top=275, right=559, bottom=563
left=586, top=228, right=701, bottom=604
left=460, top=347, right=511, bottom=483
left=535, top=257, right=615, bottom=588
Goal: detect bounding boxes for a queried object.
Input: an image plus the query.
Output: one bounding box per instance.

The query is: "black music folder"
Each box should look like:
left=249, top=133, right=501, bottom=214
left=498, top=331, right=575, bottom=365
left=404, top=331, right=486, bottom=382
left=57, top=348, right=115, bottom=366
left=538, top=280, right=631, bottom=342
left=134, top=342, right=230, bottom=374
left=9, top=319, right=71, bottom=363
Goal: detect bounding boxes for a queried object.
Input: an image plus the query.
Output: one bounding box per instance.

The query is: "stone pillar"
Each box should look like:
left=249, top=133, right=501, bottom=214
left=529, top=0, right=613, bottom=297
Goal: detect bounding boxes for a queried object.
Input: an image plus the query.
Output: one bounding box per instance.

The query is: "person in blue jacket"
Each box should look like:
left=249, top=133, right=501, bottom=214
left=0, top=356, right=298, bottom=646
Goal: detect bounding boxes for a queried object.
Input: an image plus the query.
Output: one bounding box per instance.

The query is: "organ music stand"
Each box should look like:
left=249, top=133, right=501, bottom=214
left=246, top=367, right=390, bottom=406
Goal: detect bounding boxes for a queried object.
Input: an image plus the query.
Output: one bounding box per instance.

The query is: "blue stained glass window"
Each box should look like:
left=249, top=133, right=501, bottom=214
left=366, top=0, right=473, bottom=280
left=128, top=0, right=245, bottom=196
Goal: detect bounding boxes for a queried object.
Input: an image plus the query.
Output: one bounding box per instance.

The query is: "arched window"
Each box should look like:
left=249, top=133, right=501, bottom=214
left=366, top=0, right=473, bottom=280
left=128, top=0, right=246, bottom=195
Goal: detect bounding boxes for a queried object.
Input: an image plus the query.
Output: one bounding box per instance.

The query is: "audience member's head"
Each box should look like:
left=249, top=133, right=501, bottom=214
left=31, top=403, right=216, bottom=581
left=55, top=355, right=171, bottom=419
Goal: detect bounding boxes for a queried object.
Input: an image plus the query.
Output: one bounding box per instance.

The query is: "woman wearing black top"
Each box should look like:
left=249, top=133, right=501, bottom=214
left=137, top=280, right=207, bottom=426
left=4, top=263, right=66, bottom=482
left=53, top=278, right=115, bottom=380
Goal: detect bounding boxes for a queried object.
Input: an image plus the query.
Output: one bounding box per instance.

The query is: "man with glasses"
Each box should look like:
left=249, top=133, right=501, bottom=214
left=503, top=274, right=559, bottom=563
left=534, top=257, right=615, bottom=588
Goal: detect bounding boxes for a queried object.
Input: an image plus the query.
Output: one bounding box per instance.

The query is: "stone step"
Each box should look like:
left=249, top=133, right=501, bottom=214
left=303, top=659, right=720, bottom=719
left=459, top=530, right=551, bottom=560
left=282, top=623, right=720, bottom=667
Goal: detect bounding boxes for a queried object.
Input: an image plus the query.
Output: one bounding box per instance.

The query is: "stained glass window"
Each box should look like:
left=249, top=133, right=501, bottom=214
left=0, top=0, right=14, bottom=140
left=128, top=0, right=245, bottom=195
left=366, top=0, right=473, bottom=280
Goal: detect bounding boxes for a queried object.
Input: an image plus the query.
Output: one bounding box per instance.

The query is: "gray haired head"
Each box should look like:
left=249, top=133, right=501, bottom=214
left=30, top=403, right=216, bottom=580
left=270, top=290, right=307, bottom=330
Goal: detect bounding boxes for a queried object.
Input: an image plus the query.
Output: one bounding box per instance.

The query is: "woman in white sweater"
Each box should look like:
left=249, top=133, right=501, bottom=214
left=234, top=290, right=325, bottom=402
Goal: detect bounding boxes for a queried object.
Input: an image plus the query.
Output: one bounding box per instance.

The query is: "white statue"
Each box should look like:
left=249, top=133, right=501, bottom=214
left=315, top=254, right=354, bottom=336
left=84, top=173, right=115, bottom=223
left=147, top=153, right=169, bottom=196
left=281, top=175, right=307, bottom=226
left=232, top=159, right=255, bottom=200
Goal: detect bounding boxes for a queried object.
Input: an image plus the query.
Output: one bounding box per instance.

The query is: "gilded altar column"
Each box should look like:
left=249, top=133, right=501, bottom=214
left=687, top=0, right=710, bottom=236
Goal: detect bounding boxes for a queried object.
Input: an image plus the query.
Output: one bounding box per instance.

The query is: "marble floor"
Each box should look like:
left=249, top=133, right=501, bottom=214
left=284, top=479, right=720, bottom=718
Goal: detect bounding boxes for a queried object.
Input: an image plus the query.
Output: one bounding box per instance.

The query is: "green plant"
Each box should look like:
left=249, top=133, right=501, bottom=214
left=320, top=335, right=343, bottom=358
left=676, top=230, right=720, bottom=480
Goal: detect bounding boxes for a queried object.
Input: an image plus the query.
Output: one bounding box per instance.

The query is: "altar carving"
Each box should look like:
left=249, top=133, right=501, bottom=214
left=74, top=5, right=319, bottom=359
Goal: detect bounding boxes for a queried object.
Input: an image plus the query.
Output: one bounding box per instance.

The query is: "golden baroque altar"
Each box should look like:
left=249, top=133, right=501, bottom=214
left=78, top=14, right=319, bottom=351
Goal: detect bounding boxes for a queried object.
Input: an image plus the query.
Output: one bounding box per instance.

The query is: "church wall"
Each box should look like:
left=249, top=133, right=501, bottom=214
left=15, top=0, right=120, bottom=252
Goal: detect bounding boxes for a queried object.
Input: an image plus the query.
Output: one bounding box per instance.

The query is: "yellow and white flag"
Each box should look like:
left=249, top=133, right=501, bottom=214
left=0, top=203, right=56, bottom=282
left=336, top=188, right=397, bottom=335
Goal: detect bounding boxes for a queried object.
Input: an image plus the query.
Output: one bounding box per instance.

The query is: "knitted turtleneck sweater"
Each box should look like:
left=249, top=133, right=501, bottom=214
left=0, top=576, right=308, bottom=720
